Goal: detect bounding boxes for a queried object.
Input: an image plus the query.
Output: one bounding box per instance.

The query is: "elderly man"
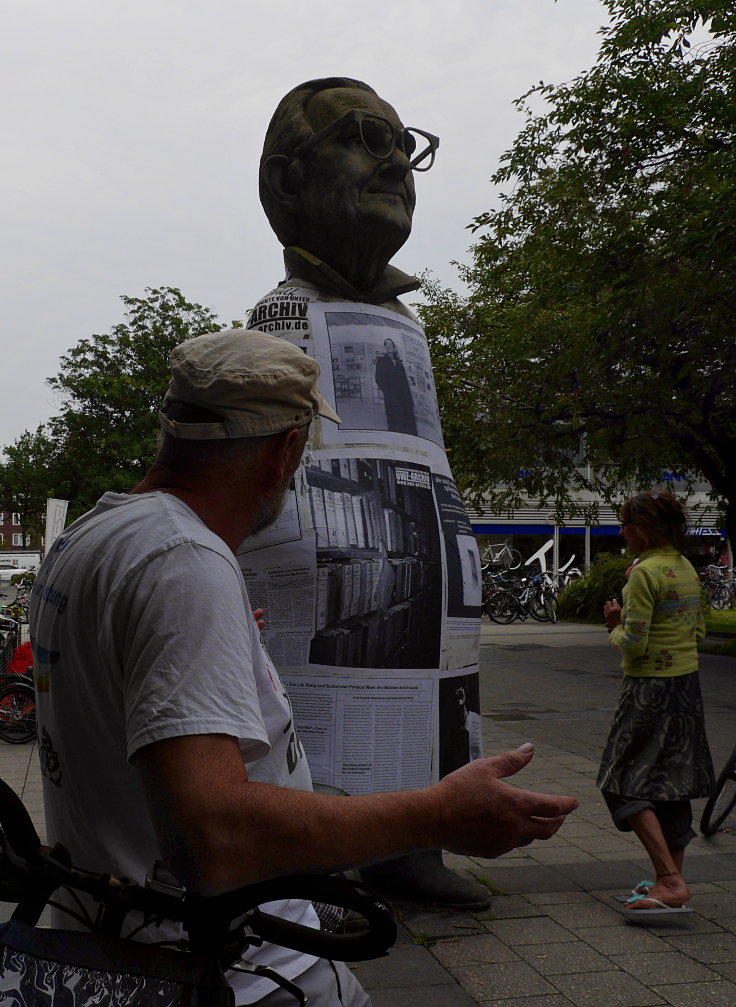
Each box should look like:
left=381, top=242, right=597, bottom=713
left=31, top=331, right=577, bottom=1007
left=243, top=79, right=488, bottom=908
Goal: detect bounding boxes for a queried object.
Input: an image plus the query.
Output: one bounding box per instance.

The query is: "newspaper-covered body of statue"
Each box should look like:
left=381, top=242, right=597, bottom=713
left=240, top=78, right=486, bottom=908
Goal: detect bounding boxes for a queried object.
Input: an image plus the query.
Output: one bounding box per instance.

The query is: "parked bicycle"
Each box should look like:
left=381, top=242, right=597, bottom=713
left=0, top=626, right=35, bottom=745
left=480, top=540, right=522, bottom=571
left=485, top=574, right=557, bottom=624
left=701, top=744, right=736, bottom=836
left=700, top=565, right=735, bottom=610
left=0, top=679, right=35, bottom=744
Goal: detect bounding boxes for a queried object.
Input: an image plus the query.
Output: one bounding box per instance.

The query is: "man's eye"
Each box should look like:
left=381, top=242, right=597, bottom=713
left=362, top=120, right=393, bottom=156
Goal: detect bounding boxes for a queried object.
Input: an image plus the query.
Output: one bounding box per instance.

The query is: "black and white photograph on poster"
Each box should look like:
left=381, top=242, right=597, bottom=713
left=306, top=456, right=442, bottom=669
left=459, top=534, right=482, bottom=606
left=325, top=310, right=444, bottom=445
left=432, top=473, right=483, bottom=618
left=438, top=671, right=483, bottom=779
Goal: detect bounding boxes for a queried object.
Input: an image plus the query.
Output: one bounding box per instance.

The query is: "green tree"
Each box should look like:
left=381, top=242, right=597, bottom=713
left=47, top=287, right=230, bottom=518
left=419, top=1, right=736, bottom=547
left=0, top=427, right=57, bottom=545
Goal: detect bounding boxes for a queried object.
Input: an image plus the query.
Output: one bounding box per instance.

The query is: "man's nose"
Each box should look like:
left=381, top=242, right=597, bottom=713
left=377, top=145, right=412, bottom=179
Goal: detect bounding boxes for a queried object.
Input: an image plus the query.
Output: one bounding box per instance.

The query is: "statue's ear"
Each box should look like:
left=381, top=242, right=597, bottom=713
left=261, top=154, right=302, bottom=212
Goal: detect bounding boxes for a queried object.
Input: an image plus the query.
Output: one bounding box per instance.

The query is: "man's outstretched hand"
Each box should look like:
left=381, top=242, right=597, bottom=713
left=434, top=743, right=578, bottom=860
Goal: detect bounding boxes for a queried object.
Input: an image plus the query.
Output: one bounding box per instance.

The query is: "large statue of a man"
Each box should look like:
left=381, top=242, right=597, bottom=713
left=240, top=78, right=487, bottom=908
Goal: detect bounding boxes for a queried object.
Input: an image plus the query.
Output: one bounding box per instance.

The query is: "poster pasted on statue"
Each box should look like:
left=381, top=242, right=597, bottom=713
left=238, top=298, right=482, bottom=794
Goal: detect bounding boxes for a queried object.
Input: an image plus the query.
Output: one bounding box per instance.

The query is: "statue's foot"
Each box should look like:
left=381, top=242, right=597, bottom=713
left=360, top=850, right=492, bottom=910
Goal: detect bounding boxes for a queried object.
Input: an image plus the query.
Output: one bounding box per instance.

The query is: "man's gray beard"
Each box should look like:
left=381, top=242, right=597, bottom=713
left=251, top=481, right=290, bottom=536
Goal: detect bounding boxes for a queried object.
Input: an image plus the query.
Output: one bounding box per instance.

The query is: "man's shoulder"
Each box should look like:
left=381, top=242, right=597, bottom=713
left=60, top=492, right=234, bottom=574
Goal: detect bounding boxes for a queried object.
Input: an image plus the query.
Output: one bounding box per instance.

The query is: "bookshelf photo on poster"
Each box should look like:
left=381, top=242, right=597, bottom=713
left=307, top=457, right=442, bottom=669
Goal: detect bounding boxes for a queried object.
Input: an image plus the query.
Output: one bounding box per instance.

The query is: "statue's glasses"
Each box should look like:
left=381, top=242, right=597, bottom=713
left=293, top=110, right=440, bottom=172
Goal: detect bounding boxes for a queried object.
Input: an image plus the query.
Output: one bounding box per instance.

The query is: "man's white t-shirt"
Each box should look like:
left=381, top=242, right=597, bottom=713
left=30, top=491, right=318, bottom=1004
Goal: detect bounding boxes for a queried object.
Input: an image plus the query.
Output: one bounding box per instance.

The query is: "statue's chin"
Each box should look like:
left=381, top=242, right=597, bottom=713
left=296, top=204, right=413, bottom=281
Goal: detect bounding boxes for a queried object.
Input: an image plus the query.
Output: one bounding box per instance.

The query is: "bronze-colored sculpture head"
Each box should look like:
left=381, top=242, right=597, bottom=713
left=259, top=78, right=438, bottom=292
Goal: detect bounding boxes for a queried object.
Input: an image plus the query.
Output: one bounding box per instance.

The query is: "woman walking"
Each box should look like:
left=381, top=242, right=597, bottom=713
left=599, top=491, right=714, bottom=914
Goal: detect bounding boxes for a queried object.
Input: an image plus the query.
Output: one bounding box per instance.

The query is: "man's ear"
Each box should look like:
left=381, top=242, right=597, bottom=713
left=264, top=427, right=307, bottom=485
left=260, top=155, right=303, bottom=214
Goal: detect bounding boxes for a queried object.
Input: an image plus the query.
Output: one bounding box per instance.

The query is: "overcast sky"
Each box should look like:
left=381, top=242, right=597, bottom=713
left=2, top=0, right=609, bottom=451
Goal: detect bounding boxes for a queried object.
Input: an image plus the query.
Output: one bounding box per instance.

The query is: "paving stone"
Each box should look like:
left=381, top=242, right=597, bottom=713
left=650, top=979, right=736, bottom=1006
left=352, top=943, right=454, bottom=988
left=364, top=983, right=478, bottom=1006
left=689, top=882, right=731, bottom=894
left=428, top=933, right=522, bottom=966
left=516, top=941, right=613, bottom=976
left=609, top=949, right=719, bottom=984
left=577, top=924, right=664, bottom=954
left=481, top=896, right=544, bottom=920
left=484, top=917, right=576, bottom=945
left=468, top=863, right=581, bottom=894
left=555, top=821, right=612, bottom=839
left=664, top=931, right=736, bottom=963
left=543, top=900, right=623, bottom=929
left=470, top=998, right=574, bottom=1007
left=688, top=892, right=736, bottom=919
left=637, top=915, right=724, bottom=937
left=525, top=892, right=590, bottom=906
left=712, top=878, right=736, bottom=892
left=397, top=908, right=489, bottom=940
left=550, top=970, right=665, bottom=1006
left=708, top=961, right=736, bottom=981
left=682, top=854, right=736, bottom=882
left=525, top=846, right=597, bottom=866
left=435, top=957, right=557, bottom=1001
left=554, top=860, right=656, bottom=891
left=567, top=836, right=643, bottom=857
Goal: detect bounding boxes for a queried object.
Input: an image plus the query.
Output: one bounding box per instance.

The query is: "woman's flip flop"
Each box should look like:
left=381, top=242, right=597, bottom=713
left=623, top=894, right=693, bottom=916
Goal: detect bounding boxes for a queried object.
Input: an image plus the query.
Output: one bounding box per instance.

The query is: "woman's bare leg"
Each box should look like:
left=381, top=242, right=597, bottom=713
left=627, top=809, right=689, bottom=907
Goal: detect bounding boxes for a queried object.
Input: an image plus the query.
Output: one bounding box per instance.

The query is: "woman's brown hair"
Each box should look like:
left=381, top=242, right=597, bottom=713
left=620, top=491, right=688, bottom=553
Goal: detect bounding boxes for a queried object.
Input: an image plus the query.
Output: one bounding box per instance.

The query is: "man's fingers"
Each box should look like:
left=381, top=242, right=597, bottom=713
left=528, top=795, right=579, bottom=817
left=493, top=743, right=535, bottom=780
left=527, top=815, right=570, bottom=840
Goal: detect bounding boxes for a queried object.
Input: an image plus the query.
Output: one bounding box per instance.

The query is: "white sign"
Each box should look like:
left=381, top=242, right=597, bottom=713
left=44, top=499, right=69, bottom=553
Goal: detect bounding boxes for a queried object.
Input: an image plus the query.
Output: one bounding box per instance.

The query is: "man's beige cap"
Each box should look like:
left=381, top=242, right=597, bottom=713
left=160, top=328, right=341, bottom=439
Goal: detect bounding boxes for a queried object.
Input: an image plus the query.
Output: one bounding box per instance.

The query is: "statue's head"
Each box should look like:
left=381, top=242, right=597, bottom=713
left=259, top=78, right=439, bottom=285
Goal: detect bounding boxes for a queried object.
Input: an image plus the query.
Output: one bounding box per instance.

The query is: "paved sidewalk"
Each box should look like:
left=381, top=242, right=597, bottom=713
left=351, top=622, right=736, bottom=1007
left=3, top=621, right=736, bottom=1006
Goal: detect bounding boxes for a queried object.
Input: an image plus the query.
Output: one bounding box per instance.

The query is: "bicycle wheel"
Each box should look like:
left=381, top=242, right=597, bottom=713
left=528, top=590, right=552, bottom=622
left=506, top=548, right=522, bottom=571
left=0, top=683, right=36, bottom=744
left=701, top=746, right=736, bottom=836
left=486, top=591, right=521, bottom=624
left=543, top=593, right=558, bottom=624
left=710, top=584, right=730, bottom=611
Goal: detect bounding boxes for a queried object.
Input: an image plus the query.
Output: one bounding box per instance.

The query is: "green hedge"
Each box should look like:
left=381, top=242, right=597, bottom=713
left=557, top=552, right=631, bottom=624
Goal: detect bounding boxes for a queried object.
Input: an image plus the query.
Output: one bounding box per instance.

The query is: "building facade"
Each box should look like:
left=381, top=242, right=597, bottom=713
left=468, top=472, right=727, bottom=574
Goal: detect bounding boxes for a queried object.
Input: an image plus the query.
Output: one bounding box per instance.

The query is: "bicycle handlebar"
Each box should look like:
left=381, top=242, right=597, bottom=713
left=0, top=778, right=396, bottom=962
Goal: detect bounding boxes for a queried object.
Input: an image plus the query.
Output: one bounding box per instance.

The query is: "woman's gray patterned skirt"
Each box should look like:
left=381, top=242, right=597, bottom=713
left=597, top=671, right=715, bottom=800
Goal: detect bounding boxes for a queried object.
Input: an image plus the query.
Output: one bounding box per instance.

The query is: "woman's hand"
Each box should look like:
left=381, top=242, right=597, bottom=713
left=603, top=599, right=622, bottom=632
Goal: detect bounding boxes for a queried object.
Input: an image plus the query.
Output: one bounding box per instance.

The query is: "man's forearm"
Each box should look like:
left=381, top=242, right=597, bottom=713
left=136, top=734, right=578, bottom=895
